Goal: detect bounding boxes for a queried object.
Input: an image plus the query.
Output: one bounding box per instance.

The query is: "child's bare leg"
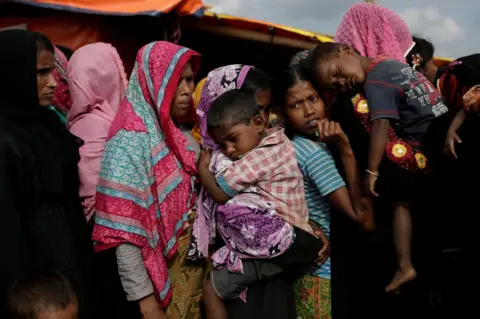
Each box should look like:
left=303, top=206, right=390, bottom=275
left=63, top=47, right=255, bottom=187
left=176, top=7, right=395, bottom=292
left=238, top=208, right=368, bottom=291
left=203, top=279, right=228, bottom=319
left=386, top=201, right=417, bottom=294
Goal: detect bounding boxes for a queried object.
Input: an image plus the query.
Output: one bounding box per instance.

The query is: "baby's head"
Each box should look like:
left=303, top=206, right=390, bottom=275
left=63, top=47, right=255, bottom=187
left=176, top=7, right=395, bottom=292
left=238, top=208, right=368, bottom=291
left=207, top=89, right=266, bottom=160
left=307, top=42, right=368, bottom=93
left=7, top=271, right=78, bottom=319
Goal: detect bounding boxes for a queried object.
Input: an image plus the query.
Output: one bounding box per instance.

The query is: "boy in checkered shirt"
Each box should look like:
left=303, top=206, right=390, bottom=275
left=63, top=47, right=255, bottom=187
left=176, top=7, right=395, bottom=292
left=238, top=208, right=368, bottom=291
left=198, top=89, right=327, bottom=319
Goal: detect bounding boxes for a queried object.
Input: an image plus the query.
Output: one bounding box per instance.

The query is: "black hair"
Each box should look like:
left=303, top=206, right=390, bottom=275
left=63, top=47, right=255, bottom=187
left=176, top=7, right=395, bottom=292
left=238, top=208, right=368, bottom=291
left=55, top=45, right=74, bottom=60
left=207, top=89, right=260, bottom=131
left=241, top=68, right=272, bottom=92
left=307, top=42, right=349, bottom=69
left=272, top=67, right=325, bottom=138
left=272, top=66, right=314, bottom=112
left=6, top=270, right=78, bottom=319
left=406, top=36, right=435, bottom=69
left=33, top=32, right=54, bottom=54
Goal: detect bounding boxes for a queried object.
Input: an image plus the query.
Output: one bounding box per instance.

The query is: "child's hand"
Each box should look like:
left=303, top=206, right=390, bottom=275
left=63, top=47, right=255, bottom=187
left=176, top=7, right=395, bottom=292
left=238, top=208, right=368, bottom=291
left=198, top=148, right=212, bottom=168
left=364, top=173, right=379, bottom=198
left=316, top=119, right=349, bottom=148
left=309, top=220, right=329, bottom=265
left=444, top=128, right=462, bottom=159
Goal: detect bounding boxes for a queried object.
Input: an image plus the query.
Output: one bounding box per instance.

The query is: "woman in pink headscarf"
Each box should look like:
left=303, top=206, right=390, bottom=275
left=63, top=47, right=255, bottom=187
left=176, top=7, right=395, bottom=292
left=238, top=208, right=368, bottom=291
left=67, top=42, right=128, bottom=222
left=335, top=3, right=414, bottom=64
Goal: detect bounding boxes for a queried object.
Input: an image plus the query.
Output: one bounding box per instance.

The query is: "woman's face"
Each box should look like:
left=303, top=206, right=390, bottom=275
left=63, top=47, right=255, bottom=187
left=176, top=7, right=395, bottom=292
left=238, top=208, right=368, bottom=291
left=171, top=62, right=195, bottom=118
left=37, top=49, right=57, bottom=107
left=282, top=80, right=326, bottom=137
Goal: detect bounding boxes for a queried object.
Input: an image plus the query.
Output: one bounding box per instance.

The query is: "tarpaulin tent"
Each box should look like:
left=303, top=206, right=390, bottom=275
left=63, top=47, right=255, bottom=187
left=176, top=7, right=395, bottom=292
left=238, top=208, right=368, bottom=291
left=5, top=0, right=204, bottom=16
left=0, top=1, right=452, bottom=77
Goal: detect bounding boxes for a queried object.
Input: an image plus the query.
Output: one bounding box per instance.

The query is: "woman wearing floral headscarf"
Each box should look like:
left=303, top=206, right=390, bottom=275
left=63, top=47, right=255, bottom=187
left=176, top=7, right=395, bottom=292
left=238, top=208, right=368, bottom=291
left=92, top=41, right=204, bottom=319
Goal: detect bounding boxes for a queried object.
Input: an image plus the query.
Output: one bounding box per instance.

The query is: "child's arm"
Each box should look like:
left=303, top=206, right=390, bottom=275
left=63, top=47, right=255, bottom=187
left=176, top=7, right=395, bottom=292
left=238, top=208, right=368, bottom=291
left=198, top=149, right=230, bottom=204
left=444, top=109, right=466, bottom=159
left=365, top=118, right=390, bottom=197
left=317, top=120, right=374, bottom=230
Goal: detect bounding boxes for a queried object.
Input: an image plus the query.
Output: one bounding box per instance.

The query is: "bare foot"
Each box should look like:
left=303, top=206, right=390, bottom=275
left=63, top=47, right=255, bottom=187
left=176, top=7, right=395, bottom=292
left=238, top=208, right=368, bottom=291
left=385, top=266, right=417, bottom=294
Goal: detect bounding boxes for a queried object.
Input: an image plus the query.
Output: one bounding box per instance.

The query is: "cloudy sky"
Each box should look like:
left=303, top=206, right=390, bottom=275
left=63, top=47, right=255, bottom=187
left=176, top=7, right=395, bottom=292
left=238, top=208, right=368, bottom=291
left=208, top=0, right=478, bottom=58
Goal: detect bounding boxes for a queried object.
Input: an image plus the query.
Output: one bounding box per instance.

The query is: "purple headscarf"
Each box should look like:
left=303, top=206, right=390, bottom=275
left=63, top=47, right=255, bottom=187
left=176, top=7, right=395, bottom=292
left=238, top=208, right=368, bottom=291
left=196, top=64, right=253, bottom=149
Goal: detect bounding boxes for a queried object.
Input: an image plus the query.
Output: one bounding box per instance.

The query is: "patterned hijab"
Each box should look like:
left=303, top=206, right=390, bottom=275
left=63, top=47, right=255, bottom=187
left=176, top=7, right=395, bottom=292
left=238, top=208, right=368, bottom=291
left=335, top=3, right=414, bottom=63
left=52, top=46, right=72, bottom=114
left=196, top=64, right=254, bottom=150
left=92, top=41, right=201, bottom=306
left=191, top=64, right=254, bottom=260
left=289, top=49, right=313, bottom=67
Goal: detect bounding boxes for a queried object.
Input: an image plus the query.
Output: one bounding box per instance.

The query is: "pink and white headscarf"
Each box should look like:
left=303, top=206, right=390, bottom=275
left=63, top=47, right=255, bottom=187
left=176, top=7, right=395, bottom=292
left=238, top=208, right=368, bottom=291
left=335, top=3, right=414, bottom=63
left=52, top=46, right=72, bottom=113
left=67, top=43, right=128, bottom=221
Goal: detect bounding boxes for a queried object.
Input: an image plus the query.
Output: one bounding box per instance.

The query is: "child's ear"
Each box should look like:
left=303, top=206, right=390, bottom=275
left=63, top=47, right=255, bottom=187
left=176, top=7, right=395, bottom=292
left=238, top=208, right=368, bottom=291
left=252, top=114, right=266, bottom=133
left=340, top=45, right=353, bottom=55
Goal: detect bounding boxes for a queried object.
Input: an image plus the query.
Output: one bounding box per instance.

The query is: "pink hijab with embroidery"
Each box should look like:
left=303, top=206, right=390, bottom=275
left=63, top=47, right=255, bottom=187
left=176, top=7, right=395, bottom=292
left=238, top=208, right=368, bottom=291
left=335, top=2, right=414, bottom=63
left=67, top=43, right=128, bottom=221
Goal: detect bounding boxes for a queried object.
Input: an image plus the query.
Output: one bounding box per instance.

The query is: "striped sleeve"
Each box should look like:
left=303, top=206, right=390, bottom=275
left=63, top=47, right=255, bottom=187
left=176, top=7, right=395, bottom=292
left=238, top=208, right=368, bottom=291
left=304, top=146, right=345, bottom=197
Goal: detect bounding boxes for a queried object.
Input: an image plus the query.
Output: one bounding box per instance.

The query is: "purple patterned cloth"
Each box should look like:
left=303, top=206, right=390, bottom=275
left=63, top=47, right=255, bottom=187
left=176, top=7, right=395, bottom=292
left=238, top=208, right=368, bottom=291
left=289, top=49, right=313, bottom=67
left=188, top=65, right=294, bottom=274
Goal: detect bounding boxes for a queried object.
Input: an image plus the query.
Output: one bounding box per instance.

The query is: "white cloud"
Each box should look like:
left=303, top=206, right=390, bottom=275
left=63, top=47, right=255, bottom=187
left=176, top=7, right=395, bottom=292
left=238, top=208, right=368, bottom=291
left=399, top=6, right=466, bottom=44
left=208, top=0, right=357, bottom=21
left=209, top=0, right=243, bottom=14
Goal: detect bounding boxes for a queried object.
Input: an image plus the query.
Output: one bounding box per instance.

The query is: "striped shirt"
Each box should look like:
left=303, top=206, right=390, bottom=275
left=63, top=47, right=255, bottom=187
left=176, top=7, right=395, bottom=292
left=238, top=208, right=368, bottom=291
left=292, top=135, right=346, bottom=279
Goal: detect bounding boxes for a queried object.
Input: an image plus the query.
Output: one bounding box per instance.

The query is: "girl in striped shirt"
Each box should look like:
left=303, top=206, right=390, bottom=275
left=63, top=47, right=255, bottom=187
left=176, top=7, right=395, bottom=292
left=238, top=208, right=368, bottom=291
left=273, top=67, right=373, bottom=318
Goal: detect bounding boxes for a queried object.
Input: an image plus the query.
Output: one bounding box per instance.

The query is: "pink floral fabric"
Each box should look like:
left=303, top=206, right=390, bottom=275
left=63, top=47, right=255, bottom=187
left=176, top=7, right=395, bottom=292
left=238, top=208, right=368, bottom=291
left=92, top=41, right=201, bottom=307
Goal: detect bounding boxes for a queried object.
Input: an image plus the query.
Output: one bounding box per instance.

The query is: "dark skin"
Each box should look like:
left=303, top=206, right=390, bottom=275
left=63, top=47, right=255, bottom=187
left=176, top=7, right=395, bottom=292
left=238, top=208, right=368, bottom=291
left=37, top=49, right=57, bottom=107
left=198, top=114, right=266, bottom=204
left=281, top=80, right=374, bottom=230
left=313, top=46, right=386, bottom=197
left=314, top=45, right=417, bottom=294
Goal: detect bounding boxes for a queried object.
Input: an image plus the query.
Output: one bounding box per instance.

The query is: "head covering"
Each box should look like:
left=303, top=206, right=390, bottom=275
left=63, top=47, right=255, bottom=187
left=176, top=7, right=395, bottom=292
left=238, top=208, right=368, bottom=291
left=52, top=46, right=72, bottom=114
left=196, top=64, right=254, bottom=149
left=437, top=54, right=480, bottom=110
left=190, top=64, right=254, bottom=260
left=191, top=77, right=207, bottom=143
left=92, top=41, right=200, bottom=306
left=335, top=3, right=414, bottom=63
left=67, top=42, right=128, bottom=221
left=289, top=49, right=313, bottom=67
left=0, top=30, right=79, bottom=187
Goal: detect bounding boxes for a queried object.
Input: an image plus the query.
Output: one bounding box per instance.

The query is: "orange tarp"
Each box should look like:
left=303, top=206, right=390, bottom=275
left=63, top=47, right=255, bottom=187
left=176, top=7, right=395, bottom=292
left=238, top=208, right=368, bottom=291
left=8, top=0, right=204, bottom=16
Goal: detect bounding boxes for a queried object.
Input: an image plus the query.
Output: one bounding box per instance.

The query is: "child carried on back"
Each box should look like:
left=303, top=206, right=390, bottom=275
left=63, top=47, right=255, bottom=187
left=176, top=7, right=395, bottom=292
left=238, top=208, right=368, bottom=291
left=194, top=89, right=326, bottom=319
left=307, top=42, right=449, bottom=294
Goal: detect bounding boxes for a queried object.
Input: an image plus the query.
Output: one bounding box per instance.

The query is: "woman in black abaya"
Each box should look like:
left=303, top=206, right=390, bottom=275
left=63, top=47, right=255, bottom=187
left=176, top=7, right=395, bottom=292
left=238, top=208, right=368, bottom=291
left=0, top=30, right=95, bottom=317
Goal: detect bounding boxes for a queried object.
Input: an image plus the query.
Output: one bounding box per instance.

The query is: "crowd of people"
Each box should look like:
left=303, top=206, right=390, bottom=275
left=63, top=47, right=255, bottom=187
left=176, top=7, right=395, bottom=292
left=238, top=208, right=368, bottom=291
left=1, top=2, right=479, bottom=319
